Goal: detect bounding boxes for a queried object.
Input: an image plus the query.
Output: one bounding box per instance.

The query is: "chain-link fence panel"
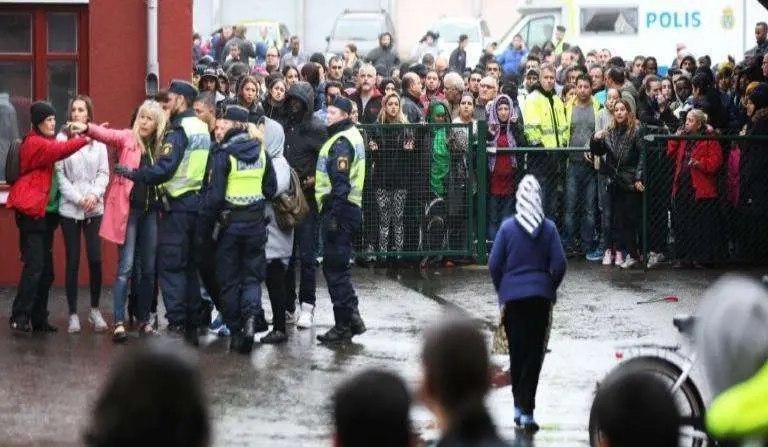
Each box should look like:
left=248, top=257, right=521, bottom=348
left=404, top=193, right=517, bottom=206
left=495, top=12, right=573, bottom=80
left=644, top=133, right=768, bottom=267
left=354, top=122, right=476, bottom=260
left=482, top=147, right=598, bottom=258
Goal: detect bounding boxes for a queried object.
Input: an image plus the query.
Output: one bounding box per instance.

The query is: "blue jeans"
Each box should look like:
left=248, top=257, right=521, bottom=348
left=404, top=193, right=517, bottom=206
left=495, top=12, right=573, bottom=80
left=563, top=163, right=597, bottom=250
left=286, top=203, right=318, bottom=310
left=112, top=210, right=158, bottom=324
left=487, top=194, right=516, bottom=242
left=597, top=174, right=612, bottom=250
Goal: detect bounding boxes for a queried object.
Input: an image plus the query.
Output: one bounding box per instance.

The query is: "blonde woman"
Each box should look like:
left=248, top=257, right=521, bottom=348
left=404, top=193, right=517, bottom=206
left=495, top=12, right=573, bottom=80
left=55, top=95, right=109, bottom=333
left=70, top=100, right=167, bottom=341
left=368, top=92, right=413, bottom=255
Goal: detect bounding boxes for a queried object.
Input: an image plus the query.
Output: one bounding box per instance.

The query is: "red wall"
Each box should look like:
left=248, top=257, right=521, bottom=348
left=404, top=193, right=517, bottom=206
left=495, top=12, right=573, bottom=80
left=0, top=0, right=191, bottom=286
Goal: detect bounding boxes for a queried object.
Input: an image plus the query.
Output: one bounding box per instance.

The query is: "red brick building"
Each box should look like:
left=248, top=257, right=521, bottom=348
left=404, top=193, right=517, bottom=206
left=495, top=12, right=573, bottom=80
left=0, top=0, right=192, bottom=285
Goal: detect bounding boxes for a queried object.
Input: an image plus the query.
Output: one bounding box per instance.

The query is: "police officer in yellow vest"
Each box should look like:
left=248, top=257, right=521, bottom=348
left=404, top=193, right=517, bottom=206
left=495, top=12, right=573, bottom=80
left=196, top=105, right=280, bottom=354
left=115, top=80, right=210, bottom=346
left=315, top=97, right=367, bottom=344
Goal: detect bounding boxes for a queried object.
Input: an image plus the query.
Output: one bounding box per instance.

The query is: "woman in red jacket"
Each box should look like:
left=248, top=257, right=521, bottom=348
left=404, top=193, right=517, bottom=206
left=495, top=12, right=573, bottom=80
left=7, top=101, right=88, bottom=334
left=667, top=109, right=724, bottom=268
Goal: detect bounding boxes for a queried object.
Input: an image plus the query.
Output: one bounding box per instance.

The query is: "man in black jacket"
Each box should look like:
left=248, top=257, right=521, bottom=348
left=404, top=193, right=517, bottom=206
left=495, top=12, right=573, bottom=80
left=347, top=64, right=383, bottom=124
left=401, top=72, right=425, bottom=123
left=448, top=34, right=469, bottom=74
left=283, top=82, right=328, bottom=329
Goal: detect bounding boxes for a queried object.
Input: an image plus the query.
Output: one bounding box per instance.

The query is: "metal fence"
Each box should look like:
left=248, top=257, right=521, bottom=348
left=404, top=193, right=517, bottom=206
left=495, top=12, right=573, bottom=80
left=353, top=122, right=480, bottom=261
left=643, top=132, right=768, bottom=267
left=347, top=122, right=768, bottom=268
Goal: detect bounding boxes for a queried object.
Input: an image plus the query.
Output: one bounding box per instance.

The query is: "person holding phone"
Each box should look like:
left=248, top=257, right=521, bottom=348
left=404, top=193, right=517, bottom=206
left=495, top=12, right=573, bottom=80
left=55, top=95, right=109, bottom=333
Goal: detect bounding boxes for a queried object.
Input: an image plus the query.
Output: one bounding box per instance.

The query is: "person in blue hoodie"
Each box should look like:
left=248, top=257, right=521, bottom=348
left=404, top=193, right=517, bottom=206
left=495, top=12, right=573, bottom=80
left=488, top=174, right=566, bottom=434
left=196, top=105, right=281, bottom=355
left=497, top=34, right=528, bottom=76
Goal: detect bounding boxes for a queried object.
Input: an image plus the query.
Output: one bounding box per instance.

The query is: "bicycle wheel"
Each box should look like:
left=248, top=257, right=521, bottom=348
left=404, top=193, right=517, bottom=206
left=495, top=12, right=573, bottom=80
left=588, top=356, right=708, bottom=447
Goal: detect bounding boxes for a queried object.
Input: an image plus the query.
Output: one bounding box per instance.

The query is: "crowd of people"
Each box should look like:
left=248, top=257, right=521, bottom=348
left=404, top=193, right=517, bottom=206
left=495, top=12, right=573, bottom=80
left=189, top=21, right=768, bottom=271
left=5, top=19, right=768, bottom=445
left=7, top=72, right=368, bottom=350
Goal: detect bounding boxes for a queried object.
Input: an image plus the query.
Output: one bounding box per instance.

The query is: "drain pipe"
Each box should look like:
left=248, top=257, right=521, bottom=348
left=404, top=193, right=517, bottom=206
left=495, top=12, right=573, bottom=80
left=145, top=0, right=159, bottom=96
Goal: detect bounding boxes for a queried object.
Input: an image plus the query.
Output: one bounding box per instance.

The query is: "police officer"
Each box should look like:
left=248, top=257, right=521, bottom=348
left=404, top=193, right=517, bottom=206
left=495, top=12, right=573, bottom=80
left=115, top=80, right=211, bottom=346
left=197, top=105, right=280, bottom=354
left=315, top=97, right=367, bottom=343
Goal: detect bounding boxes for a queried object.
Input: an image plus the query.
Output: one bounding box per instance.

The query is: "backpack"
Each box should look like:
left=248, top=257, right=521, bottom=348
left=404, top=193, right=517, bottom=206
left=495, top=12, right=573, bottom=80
left=273, top=168, right=309, bottom=231
left=4, top=138, right=22, bottom=185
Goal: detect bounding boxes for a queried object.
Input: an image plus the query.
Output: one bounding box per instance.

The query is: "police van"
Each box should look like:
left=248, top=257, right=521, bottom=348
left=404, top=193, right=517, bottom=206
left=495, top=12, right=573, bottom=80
left=496, top=0, right=768, bottom=70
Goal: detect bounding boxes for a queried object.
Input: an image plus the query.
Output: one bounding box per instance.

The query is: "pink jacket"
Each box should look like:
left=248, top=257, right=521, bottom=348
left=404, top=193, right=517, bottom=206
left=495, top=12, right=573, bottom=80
left=86, top=124, right=142, bottom=245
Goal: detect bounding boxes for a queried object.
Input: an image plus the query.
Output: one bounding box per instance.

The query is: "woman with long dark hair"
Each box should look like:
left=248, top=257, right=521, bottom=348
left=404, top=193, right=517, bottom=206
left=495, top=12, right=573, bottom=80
left=282, top=65, right=300, bottom=90
left=590, top=99, right=646, bottom=268
left=262, top=74, right=287, bottom=123
left=227, top=75, right=264, bottom=122
left=55, top=95, right=109, bottom=333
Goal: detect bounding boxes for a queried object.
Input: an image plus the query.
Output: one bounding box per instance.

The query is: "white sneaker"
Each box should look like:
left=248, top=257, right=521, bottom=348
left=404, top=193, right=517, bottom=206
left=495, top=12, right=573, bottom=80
left=647, top=252, right=660, bottom=269
left=614, top=251, right=624, bottom=266
left=296, top=303, right=315, bottom=329
left=602, top=249, right=614, bottom=266
left=68, top=314, right=81, bottom=333
left=89, top=308, right=108, bottom=332
left=621, top=255, right=639, bottom=269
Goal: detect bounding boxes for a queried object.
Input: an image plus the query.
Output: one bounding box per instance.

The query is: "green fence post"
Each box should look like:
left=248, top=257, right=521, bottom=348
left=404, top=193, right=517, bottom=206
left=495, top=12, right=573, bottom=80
left=476, top=121, right=488, bottom=264
left=642, top=138, right=649, bottom=271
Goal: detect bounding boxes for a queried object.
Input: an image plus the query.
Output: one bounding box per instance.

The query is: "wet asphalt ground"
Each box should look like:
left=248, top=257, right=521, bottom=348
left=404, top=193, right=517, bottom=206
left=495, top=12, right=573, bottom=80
left=0, top=261, right=754, bottom=446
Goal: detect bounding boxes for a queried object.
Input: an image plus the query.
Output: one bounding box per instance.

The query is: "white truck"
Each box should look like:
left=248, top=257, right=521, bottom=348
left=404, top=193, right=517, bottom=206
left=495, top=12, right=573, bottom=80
left=496, top=0, right=768, bottom=70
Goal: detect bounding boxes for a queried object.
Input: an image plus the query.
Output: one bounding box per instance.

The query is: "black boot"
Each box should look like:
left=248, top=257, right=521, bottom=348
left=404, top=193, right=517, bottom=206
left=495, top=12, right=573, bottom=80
left=253, top=312, right=269, bottom=333
left=317, top=325, right=352, bottom=343
left=350, top=309, right=367, bottom=336
left=199, top=301, right=213, bottom=336
left=238, top=316, right=255, bottom=354
left=32, top=320, right=58, bottom=333
left=184, top=325, right=200, bottom=347
left=230, top=332, right=244, bottom=352
left=317, top=308, right=352, bottom=344
left=9, top=318, right=32, bottom=335
left=261, top=329, right=288, bottom=344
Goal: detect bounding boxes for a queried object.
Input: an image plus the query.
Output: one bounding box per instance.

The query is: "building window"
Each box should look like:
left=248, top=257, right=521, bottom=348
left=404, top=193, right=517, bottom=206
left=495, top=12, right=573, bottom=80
left=0, top=5, right=88, bottom=184
left=580, top=7, right=639, bottom=35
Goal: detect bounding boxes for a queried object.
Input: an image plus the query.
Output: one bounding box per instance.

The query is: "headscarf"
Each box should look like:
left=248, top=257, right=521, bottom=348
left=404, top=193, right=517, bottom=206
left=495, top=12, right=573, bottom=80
left=427, top=101, right=450, bottom=196
left=515, top=175, right=544, bottom=237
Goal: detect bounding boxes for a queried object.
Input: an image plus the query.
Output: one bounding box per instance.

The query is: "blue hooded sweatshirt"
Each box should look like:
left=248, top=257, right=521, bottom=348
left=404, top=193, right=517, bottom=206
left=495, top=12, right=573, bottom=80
left=489, top=175, right=566, bottom=303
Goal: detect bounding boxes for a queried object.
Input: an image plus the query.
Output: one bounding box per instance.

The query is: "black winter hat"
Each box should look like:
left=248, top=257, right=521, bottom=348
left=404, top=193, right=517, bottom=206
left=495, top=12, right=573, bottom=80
left=31, top=101, right=56, bottom=127
left=309, top=52, right=326, bottom=69
left=224, top=105, right=249, bottom=123
left=749, top=83, right=768, bottom=110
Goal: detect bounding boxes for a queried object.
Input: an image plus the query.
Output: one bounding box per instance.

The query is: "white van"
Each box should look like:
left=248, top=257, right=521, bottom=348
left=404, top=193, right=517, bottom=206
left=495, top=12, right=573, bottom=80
left=496, top=0, right=768, bottom=70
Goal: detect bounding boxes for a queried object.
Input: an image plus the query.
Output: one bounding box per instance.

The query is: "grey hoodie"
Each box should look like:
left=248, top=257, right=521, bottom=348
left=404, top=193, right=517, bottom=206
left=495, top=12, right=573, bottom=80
left=263, top=117, right=294, bottom=262
left=696, top=274, right=768, bottom=398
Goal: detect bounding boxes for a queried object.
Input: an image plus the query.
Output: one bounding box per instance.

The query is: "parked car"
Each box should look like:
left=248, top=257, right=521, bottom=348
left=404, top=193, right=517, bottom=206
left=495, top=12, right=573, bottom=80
left=326, top=9, right=396, bottom=57
left=240, top=20, right=291, bottom=50
left=428, top=17, right=493, bottom=69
